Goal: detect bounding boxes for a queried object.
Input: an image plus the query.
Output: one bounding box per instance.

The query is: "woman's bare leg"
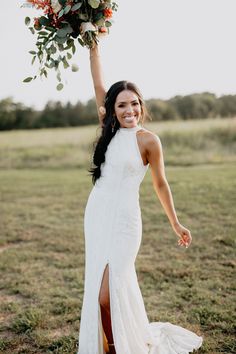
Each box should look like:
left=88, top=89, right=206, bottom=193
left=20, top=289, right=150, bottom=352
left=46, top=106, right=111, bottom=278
left=99, top=265, right=116, bottom=354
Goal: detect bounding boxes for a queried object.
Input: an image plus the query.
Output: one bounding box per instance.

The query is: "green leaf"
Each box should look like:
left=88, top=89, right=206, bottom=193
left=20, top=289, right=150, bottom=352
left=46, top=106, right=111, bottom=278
left=38, top=52, right=44, bottom=62
left=57, top=83, right=64, bottom=91
left=56, top=72, right=61, bottom=82
left=38, top=35, right=47, bottom=41
left=31, top=56, right=36, bottom=65
left=29, top=50, right=36, bottom=55
left=78, top=37, right=85, bottom=47
left=63, top=24, right=73, bottom=34
left=39, top=16, right=51, bottom=26
left=23, top=77, right=33, bottom=83
left=58, top=9, right=64, bottom=18
left=59, top=0, right=66, bottom=5
left=99, top=3, right=107, bottom=10
left=43, top=40, right=51, bottom=50
left=36, top=40, right=44, bottom=46
left=96, top=18, right=105, bottom=27
left=45, top=26, right=56, bottom=32
left=71, top=64, right=79, bottom=72
left=48, top=60, right=56, bottom=68
left=94, top=12, right=104, bottom=21
left=66, top=38, right=74, bottom=48
left=56, top=24, right=73, bottom=39
left=25, top=17, right=30, bottom=26
left=55, top=35, right=67, bottom=44
left=58, top=44, right=64, bottom=51
left=38, top=31, right=48, bottom=36
left=105, top=21, right=112, bottom=27
left=72, top=45, right=76, bottom=55
left=50, top=44, right=57, bottom=54
left=88, top=0, right=100, bottom=9
left=29, top=27, right=35, bottom=35
left=71, top=2, right=82, bottom=11
left=64, top=5, right=71, bottom=14
left=62, top=57, right=69, bottom=69
left=67, top=52, right=72, bottom=60
left=57, top=28, right=68, bottom=38
left=54, top=60, right=59, bottom=69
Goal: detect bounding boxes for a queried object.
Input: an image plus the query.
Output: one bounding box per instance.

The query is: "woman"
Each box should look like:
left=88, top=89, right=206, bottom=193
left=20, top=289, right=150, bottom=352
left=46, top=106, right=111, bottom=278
left=77, top=44, right=203, bottom=354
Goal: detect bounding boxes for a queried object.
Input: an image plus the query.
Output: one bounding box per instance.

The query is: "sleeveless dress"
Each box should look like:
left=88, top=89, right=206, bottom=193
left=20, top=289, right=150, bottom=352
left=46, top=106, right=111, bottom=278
left=77, top=125, right=203, bottom=354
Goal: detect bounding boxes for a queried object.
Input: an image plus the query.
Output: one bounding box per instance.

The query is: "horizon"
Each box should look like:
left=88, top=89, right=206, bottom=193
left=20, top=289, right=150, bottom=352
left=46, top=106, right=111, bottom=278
left=2, top=90, right=234, bottom=111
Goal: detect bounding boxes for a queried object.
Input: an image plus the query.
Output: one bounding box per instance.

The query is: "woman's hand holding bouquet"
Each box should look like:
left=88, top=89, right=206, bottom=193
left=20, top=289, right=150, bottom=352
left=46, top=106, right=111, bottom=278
left=23, top=0, right=117, bottom=89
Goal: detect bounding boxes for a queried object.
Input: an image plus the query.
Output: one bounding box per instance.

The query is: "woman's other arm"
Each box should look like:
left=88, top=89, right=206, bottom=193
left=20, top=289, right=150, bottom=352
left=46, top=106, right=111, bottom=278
left=89, top=45, right=106, bottom=125
left=145, top=132, right=192, bottom=248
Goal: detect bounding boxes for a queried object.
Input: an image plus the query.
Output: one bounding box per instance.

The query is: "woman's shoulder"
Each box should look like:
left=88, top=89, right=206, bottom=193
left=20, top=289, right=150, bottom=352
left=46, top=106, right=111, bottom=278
left=138, top=126, right=161, bottom=147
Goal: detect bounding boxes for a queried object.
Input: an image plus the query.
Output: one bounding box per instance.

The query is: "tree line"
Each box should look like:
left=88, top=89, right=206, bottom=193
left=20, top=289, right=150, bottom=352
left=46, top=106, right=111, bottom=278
left=0, top=92, right=236, bottom=130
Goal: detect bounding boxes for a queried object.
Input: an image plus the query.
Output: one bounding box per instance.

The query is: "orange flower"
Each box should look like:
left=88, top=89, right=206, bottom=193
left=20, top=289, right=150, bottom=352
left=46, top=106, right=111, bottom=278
left=103, top=8, right=113, bottom=18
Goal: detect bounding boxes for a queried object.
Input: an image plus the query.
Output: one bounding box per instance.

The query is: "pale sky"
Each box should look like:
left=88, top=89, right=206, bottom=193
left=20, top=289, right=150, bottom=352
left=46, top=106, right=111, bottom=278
left=0, top=0, right=235, bottom=109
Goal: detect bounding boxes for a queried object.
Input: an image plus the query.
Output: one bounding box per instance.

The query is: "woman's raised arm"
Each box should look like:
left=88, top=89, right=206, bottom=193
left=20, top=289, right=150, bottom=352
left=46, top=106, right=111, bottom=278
left=89, top=45, right=106, bottom=125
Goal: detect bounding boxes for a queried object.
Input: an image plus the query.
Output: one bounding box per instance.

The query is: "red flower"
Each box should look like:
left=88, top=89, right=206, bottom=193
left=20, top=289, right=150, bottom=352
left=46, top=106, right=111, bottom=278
left=99, top=26, right=108, bottom=33
left=27, top=0, right=49, bottom=10
left=34, top=17, right=40, bottom=26
left=103, top=8, right=113, bottom=18
left=27, top=0, right=54, bottom=15
left=33, top=17, right=42, bottom=30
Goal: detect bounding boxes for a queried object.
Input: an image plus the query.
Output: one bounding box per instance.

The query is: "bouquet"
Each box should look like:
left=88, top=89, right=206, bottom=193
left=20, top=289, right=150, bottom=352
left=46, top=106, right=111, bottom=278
left=23, top=0, right=118, bottom=89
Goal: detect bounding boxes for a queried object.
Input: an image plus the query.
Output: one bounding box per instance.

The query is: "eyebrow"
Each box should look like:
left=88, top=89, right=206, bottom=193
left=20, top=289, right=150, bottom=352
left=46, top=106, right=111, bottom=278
left=117, top=100, right=139, bottom=104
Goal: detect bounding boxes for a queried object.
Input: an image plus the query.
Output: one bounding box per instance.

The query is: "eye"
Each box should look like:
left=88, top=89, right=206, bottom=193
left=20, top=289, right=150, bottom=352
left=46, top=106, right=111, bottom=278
left=118, top=104, right=125, bottom=108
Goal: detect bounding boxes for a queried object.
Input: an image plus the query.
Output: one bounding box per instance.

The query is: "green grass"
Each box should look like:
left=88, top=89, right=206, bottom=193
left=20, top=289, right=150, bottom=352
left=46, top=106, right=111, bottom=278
left=0, top=118, right=235, bottom=169
left=0, top=118, right=235, bottom=353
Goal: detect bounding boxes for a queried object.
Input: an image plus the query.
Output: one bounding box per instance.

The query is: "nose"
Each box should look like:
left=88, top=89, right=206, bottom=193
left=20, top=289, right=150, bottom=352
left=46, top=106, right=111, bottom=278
left=126, top=105, right=133, bottom=115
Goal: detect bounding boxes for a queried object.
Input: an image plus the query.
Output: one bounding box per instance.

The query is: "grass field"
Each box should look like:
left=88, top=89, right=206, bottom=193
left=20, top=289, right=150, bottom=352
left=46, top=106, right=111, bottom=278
left=0, top=118, right=235, bottom=353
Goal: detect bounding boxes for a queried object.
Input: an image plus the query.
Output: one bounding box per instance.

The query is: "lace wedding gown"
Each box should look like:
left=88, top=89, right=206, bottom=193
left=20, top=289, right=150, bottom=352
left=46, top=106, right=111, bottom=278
left=77, top=125, right=203, bottom=354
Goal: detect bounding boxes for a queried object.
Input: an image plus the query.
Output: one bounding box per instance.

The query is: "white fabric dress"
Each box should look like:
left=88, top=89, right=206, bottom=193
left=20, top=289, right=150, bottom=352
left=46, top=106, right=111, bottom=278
left=77, top=125, right=203, bottom=354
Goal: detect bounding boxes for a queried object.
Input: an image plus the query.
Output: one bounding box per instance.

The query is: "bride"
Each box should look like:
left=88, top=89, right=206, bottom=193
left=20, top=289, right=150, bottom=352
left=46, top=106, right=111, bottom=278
left=77, top=43, right=203, bottom=354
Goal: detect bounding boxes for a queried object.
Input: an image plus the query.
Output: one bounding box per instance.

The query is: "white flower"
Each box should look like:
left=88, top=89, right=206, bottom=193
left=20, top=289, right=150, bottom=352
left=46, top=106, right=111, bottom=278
left=80, top=22, right=98, bottom=35
left=51, top=0, right=62, bottom=13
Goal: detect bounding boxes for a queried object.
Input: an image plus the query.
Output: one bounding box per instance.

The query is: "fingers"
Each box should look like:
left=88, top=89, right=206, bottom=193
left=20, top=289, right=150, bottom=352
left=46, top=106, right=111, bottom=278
left=178, top=238, right=188, bottom=248
left=178, top=232, right=192, bottom=248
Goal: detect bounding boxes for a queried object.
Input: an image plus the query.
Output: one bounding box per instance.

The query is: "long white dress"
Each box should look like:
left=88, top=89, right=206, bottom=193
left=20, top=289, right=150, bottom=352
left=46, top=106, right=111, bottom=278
left=77, top=125, right=203, bottom=354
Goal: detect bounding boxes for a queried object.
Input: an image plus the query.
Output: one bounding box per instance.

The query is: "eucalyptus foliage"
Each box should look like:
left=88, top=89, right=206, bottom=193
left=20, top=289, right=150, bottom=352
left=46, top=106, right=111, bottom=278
left=23, top=0, right=118, bottom=89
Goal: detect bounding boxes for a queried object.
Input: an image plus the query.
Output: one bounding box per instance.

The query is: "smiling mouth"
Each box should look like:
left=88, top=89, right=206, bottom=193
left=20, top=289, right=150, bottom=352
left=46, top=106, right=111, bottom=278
left=124, top=115, right=137, bottom=122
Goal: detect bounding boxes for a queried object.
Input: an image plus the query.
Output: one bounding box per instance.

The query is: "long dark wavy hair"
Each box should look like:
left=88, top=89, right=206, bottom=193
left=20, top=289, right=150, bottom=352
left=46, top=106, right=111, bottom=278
left=88, top=80, right=148, bottom=185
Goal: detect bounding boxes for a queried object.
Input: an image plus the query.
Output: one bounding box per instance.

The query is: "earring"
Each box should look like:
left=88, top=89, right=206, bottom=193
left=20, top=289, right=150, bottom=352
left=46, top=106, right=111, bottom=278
left=111, top=116, right=116, bottom=133
left=140, top=115, right=144, bottom=126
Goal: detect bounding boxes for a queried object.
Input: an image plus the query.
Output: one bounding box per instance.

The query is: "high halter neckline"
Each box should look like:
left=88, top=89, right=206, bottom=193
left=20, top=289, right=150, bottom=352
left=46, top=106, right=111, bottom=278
left=119, top=125, right=141, bottom=132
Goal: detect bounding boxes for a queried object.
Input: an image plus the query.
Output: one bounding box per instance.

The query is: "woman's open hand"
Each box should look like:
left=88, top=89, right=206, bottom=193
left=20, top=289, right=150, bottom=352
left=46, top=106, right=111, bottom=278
left=172, top=222, right=192, bottom=248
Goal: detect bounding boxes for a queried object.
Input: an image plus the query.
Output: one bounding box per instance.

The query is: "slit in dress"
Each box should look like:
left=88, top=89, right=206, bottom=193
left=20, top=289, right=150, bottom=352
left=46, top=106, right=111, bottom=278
left=98, top=262, right=115, bottom=354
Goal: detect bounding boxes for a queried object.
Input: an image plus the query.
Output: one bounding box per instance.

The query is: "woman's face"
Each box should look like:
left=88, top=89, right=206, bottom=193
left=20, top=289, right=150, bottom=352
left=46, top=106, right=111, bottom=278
left=114, top=90, right=142, bottom=128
